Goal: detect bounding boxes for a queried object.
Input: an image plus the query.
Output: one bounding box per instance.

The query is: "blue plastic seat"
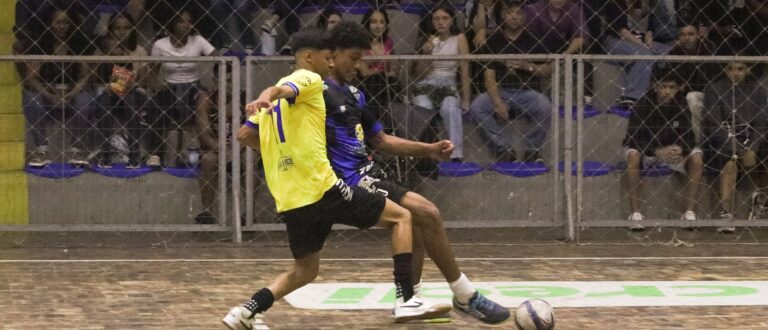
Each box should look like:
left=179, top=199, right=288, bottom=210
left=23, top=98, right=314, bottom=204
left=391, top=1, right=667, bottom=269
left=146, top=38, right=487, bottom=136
left=559, top=104, right=602, bottom=119
left=92, top=163, right=152, bottom=179
left=607, top=105, right=632, bottom=119
left=489, top=162, right=549, bottom=177
left=164, top=166, right=201, bottom=179
left=438, top=161, right=483, bottom=177
left=558, top=161, right=613, bottom=177
left=25, top=163, right=84, bottom=179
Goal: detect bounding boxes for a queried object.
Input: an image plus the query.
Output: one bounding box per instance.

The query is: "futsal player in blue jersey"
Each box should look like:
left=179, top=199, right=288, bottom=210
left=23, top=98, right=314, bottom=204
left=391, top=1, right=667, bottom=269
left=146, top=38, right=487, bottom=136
left=322, top=21, right=510, bottom=324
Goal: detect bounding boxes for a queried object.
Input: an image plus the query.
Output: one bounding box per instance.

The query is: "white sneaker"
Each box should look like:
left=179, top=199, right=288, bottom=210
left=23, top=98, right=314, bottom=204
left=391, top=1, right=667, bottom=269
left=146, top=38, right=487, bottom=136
left=393, top=296, right=452, bottom=323
left=717, top=212, right=735, bottom=234
left=628, top=212, right=644, bottom=231
left=681, top=211, right=696, bottom=222
left=222, top=306, right=269, bottom=330
left=146, top=154, right=161, bottom=168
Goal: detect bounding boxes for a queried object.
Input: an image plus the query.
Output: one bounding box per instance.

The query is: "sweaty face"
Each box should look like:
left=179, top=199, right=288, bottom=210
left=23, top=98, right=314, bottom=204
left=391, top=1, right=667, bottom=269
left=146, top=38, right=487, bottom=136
left=654, top=81, right=681, bottom=104
left=432, top=9, right=452, bottom=35
left=332, top=48, right=364, bottom=83
left=725, top=62, right=750, bottom=85
left=309, top=49, right=335, bottom=78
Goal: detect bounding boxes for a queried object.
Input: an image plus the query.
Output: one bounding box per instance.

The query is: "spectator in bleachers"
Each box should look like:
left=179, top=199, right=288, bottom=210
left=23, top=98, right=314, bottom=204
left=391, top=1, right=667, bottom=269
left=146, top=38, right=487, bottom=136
left=622, top=71, right=702, bottom=230
left=703, top=61, right=768, bottom=233
left=466, top=0, right=499, bottom=49
left=316, top=8, right=343, bottom=31
left=469, top=0, right=552, bottom=163
left=703, top=0, right=768, bottom=55
left=602, top=0, right=668, bottom=108
left=646, top=0, right=680, bottom=52
left=667, top=20, right=716, bottom=144
left=23, top=8, right=95, bottom=167
left=358, top=8, right=400, bottom=123
left=410, top=2, right=471, bottom=162
left=14, top=0, right=100, bottom=52
left=146, top=7, right=216, bottom=168
left=90, top=13, right=149, bottom=168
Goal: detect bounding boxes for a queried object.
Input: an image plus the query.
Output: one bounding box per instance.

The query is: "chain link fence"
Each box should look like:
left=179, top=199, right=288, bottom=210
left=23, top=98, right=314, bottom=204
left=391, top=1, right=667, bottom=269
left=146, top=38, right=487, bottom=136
left=4, top=0, right=768, bottom=246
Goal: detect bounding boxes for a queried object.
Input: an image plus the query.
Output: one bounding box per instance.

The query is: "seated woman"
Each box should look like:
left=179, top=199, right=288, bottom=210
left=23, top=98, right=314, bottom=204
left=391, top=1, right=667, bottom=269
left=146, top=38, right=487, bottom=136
left=410, top=3, right=471, bottom=162
left=147, top=6, right=216, bottom=168
left=357, top=8, right=400, bottom=125
left=23, top=8, right=94, bottom=167
left=90, top=13, right=149, bottom=168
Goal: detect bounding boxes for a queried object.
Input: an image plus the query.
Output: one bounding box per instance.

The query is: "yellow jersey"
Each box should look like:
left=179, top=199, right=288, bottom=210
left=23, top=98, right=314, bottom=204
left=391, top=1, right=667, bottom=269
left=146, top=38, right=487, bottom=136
left=246, top=69, right=338, bottom=212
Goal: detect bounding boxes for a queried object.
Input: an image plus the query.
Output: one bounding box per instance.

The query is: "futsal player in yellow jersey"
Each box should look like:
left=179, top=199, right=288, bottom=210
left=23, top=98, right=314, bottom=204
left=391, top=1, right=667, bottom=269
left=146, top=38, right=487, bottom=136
left=223, top=29, right=443, bottom=330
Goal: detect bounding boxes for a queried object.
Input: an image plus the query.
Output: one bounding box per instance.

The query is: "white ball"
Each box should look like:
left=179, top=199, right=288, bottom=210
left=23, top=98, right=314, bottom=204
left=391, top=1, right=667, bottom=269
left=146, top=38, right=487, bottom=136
left=515, top=298, right=555, bottom=330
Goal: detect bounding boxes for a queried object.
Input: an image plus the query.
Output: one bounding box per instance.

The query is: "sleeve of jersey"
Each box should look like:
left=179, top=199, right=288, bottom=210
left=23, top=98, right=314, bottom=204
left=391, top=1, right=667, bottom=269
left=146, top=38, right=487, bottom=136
left=360, top=106, right=383, bottom=137
left=282, top=71, right=322, bottom=104
left=245, top=113, right=260, bottom=129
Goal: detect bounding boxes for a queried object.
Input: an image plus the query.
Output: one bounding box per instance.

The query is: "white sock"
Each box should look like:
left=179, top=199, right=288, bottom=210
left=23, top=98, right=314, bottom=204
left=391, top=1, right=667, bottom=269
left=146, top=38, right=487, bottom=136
left=413, top=280, right=422, bottom=297
left=449, top=273, right=475, bottom=304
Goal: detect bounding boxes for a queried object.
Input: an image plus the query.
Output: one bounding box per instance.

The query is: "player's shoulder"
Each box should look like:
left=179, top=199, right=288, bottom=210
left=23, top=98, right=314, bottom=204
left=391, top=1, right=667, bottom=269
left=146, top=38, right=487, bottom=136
left=283, top=69, right=322, bottom=86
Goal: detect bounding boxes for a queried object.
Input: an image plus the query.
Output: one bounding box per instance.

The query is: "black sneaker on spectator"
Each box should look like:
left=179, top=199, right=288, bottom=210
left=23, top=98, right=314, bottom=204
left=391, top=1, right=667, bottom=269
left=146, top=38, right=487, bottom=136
left=97, top=158, right=113, bottom=169
left=67, top=148, right=90, bottom=167
left=615, top=96, right=637, bottom=108
left=717, top=212, right=735, bottom=234
left=27, top=146, right=51, bottom=168
left=127, top=153, right=141, bottom=169
left=195, top=211, right=217, bottom=224
left=494, top=149, right=516, bottom=162
left=451, top=157, right=463, bottom=163
left=146, top=154, right=161, bottom=168
left=523, top=150, right=543, bottom=163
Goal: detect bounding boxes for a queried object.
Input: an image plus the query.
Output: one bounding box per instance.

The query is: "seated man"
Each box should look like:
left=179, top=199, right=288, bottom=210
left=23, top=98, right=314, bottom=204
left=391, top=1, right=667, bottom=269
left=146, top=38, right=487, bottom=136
left=667, top=19, right=716, bottom=144
left=469, top=0, right=552, bottom=163
left=703, top=61, right=768, bottom=233
left=623, top=71, right=703, bottom=230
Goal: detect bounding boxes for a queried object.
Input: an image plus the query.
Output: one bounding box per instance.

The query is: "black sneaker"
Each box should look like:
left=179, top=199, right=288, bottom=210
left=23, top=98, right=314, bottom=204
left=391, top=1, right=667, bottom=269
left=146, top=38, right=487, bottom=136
left=67, top=148, right=90, bottom=167
left=451, top=157, right=464, bottom=163
left=195, top=211, right=217, bottom=224
left=453, top=291, right=510, bottom=324
left=28, top=147, right=51, bottom=168
left=523, top=150, right=543, bottom=163
left=97, top=151, right=113, bottom=169
left=127, top=152, right=141, bottom=169
left=494, top=149, right=517, bottom=162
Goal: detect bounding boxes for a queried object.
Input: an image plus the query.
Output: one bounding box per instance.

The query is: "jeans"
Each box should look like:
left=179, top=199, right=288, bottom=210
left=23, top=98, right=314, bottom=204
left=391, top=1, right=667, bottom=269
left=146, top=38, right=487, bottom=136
left=23, top=89, right=95, bottom=150
left=412, top=85, right=464, bottom=159
left=604, top=36, right=671, bottom=100
left=93, top=88, right=147, bottom=158
left=469, top=88, right=552, bottom=153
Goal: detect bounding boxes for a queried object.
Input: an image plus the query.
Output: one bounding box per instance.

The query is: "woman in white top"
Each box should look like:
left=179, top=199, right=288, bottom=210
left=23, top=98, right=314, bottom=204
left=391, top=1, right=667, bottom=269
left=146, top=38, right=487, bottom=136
left=147, top=8, right=216, bottom=167
left=411, top=3, right=471, bottom=162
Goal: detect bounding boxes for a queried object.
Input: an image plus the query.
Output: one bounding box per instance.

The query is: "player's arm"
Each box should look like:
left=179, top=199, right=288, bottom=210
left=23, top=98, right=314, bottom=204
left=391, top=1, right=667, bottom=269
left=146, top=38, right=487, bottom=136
left=368, top=131, right=452, bottom=161
left=245, top=85, right=296, bottom=114
left=237, top=124, right=260, bottom=151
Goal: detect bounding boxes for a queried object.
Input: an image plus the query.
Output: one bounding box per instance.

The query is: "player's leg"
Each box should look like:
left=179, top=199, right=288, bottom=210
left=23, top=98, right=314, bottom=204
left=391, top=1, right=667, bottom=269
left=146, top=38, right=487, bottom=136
left=400, top=191, right=510, bottom=324
left=223, top=253, right=320, bottom=330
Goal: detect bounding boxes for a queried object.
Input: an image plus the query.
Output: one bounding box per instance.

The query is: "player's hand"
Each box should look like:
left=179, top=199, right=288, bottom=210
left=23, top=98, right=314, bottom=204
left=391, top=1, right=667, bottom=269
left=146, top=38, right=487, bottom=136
left=246, top=96, right=273, bottom=115
left=429, top=140, right=454, bottom=161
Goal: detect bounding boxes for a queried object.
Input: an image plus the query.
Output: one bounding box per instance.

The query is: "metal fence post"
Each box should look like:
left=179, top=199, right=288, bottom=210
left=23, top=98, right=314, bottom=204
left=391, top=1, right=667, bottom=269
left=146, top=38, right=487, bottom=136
left=551, top=58, right=561, bottom=229
left=244, top=57, right=255, bottom=228
left=217, top=61, right=228, bottom=233
left=564, top=56, right=575, bottom=241
left=231, top=58, right=242, bottom=244
left=575, top=58, right=585, bottom=242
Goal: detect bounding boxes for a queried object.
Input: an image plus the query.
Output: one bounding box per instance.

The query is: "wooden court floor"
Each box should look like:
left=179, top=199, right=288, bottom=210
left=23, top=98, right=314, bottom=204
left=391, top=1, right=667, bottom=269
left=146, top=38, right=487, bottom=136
left=1, top=244, right=768, bottom=329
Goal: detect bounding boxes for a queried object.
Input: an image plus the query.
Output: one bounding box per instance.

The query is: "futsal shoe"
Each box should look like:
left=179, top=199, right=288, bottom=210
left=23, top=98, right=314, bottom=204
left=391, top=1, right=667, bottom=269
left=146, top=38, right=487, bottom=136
left=453, top=291, right=510, bottom=324
left=393, top=296, right=452, bottom=323
left=222, top=306, right=258, bottom=330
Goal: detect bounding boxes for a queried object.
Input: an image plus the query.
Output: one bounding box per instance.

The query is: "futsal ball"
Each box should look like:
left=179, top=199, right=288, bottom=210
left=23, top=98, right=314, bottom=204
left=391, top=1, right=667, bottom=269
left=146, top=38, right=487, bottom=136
left=515, top=298, right=555, bottom=330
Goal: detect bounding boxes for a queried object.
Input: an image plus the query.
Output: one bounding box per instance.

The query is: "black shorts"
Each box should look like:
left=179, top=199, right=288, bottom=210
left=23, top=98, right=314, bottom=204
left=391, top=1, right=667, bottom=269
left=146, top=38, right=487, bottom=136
left=357, top=174, right=409, bottom=204
left=282, top=179, right=386, bottom=259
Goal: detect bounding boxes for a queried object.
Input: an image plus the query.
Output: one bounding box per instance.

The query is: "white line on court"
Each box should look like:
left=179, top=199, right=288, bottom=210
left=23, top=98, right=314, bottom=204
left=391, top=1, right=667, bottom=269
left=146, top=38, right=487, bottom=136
left=1, top=256, right=768, bottom=263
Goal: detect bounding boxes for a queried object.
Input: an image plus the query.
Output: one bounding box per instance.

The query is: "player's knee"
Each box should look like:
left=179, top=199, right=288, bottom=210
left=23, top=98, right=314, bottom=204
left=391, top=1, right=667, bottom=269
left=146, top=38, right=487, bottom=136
left=413, top=202, right=442, bottom=229
left=293, top=263, right=319, bottom=284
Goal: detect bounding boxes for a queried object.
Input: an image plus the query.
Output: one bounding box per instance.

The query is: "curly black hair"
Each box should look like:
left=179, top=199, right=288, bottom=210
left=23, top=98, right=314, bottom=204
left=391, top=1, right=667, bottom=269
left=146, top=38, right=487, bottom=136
left=328, top=21, right=372, bottom=50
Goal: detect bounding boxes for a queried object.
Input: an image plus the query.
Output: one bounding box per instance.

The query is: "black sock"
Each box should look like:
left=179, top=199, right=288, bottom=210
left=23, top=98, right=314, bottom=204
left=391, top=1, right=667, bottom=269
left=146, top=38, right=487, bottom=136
left=243, top=288, right=274, bottom=317
left=393, top=253, right=414, bottom=301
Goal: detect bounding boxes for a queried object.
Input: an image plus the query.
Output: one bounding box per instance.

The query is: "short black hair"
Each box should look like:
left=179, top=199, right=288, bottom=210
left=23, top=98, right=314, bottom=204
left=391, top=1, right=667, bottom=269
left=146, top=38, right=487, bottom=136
left=289, top=28, right=332, bottom=53
left=317, top=8, right=343, bottom=30
left=652, top=65, right=683, bottom=85
left=329, top=21, right=371, bottom=50
left=495, top=0, right=524, bottom=25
